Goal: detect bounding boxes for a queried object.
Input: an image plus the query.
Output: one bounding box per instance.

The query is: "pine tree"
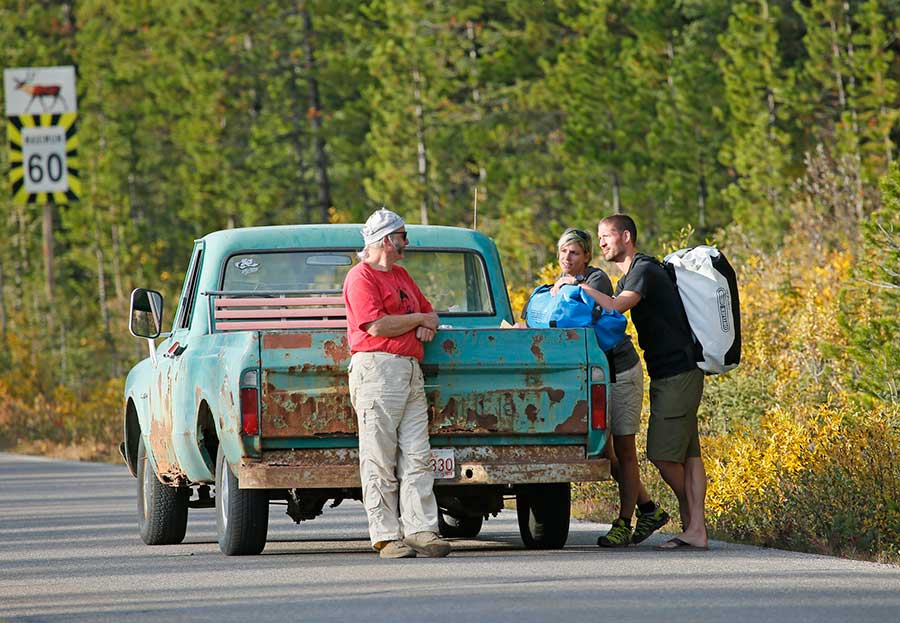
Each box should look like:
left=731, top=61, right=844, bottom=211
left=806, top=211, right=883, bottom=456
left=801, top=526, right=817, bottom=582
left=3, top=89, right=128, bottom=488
left=848, top=0, right=898, bottom=186
left=839, top=164, right=900, bottom=405
left=552, top=2, right=653, bottom=221
left=718, top=0, right=796, bottom=243
left=471, top=0, right=575, bottom=284
left=632, top=0, right=732, bottom=237
left=363, top=0, right=459, bottom=225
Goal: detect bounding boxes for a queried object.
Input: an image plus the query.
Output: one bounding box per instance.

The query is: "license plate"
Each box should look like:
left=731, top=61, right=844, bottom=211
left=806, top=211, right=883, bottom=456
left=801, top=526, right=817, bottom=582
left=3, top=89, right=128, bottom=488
left=430, top=448, right=455, bottom=479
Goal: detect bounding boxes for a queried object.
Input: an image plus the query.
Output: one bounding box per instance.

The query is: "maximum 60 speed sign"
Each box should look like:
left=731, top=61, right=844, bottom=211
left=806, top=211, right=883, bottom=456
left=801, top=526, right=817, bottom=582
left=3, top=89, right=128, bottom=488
left=21, top=125, right=68, bottom=193
left=6, top=112, right=80, bottom=204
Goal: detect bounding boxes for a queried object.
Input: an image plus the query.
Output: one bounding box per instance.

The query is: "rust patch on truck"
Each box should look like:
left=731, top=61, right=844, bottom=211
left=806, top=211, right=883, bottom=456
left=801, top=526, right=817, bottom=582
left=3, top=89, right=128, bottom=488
left=555, top=399, right=588, bottom=433
left=530, top=334, right=545, bottom=363
left=323, top=336, right=350, bottom=365
left=545, top=387, right=565, bottom=403
left=149, top=417, right=172, bottom=467
left=431, top=390, right=541, bottom=434
left=148, top=416, right=188, bottom=484
left=264, top=333, right=312, bottom=349
left=219, top=374, right=234, bottom=410
left=261, top=383, right=356, bottom=437
left=441, top=339, right=457, bottom=356
left=466, top=408, right=498, bottom=430
left=565, top=329, right=580, bottom=341
left=439, top=397, right=458, bottom=421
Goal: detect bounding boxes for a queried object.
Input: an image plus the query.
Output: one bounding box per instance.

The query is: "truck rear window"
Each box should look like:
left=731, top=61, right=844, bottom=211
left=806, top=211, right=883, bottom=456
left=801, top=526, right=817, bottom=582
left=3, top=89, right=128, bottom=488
left=221, top=250, right=493, bottom=315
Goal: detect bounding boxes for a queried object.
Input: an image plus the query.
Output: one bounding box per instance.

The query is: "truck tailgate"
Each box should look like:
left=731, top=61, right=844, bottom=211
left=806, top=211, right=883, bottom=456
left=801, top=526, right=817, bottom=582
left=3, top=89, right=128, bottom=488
left=258, top=328, right=596, bottom=439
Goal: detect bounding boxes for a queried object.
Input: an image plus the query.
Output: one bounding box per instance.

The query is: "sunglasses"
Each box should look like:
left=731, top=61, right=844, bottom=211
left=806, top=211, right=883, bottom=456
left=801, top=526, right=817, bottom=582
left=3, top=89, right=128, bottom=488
left=566, top=228, right=591, bottom=242
left=389, top=231, right=408, bottom=241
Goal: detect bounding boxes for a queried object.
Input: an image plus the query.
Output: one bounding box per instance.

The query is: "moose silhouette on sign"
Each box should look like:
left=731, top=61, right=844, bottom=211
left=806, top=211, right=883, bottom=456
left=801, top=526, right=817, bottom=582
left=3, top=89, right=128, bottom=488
left=14, top=71, right=69, bottom=113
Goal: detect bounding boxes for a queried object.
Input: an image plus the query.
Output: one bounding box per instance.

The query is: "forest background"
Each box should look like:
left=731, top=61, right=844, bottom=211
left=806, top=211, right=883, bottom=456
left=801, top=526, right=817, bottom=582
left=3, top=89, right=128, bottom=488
left=0, top=0, right=897, bottom=563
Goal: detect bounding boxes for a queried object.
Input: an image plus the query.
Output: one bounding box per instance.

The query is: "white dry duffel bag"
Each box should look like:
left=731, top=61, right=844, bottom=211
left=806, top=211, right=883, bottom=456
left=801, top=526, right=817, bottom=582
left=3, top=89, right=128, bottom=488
left=664, top=245, right=741, bottom=374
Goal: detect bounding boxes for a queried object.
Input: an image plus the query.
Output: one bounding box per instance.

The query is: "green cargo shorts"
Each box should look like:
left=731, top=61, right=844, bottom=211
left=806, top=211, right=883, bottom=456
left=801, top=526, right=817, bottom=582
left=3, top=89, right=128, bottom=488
left=646, top=368, right=704, bottom=463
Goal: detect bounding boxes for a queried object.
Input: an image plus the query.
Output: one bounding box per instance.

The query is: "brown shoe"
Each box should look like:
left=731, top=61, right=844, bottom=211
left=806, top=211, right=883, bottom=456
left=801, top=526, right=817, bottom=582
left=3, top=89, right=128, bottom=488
left=379, top=540, right=417, bottom=558
left=404, top=531, right=451, bottom=557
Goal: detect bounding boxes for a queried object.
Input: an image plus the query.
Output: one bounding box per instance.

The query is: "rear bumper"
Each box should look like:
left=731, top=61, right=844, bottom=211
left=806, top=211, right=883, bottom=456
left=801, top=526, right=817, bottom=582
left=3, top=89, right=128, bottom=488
left=237, top=445, right=610, bottom=489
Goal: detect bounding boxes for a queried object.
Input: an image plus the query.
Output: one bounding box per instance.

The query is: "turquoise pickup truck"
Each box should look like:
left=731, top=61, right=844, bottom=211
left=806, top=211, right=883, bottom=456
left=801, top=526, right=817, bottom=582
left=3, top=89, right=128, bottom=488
left=123, top=224, right=610, bottom=555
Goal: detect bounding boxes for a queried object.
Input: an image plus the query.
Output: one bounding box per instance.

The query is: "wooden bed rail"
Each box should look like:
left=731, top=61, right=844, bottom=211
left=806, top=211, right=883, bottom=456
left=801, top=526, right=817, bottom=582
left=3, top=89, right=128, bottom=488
left=207, top=292, right=348, bottom=331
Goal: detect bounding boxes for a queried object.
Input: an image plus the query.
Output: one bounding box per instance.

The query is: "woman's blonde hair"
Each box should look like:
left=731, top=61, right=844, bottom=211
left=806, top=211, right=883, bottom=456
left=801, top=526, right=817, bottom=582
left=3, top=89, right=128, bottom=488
left=557, top=227, right=593, bottom=258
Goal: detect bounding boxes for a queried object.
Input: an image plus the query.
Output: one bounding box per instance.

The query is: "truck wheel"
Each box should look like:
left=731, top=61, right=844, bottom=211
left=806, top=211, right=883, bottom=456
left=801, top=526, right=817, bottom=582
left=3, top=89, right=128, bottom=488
left=516, top=483, right=570, bottom=549
left=215, top=446, right=268, bottom=555
left=137, top=438, right=189, bottom=545
left=438, top=512, right=484, bottom=538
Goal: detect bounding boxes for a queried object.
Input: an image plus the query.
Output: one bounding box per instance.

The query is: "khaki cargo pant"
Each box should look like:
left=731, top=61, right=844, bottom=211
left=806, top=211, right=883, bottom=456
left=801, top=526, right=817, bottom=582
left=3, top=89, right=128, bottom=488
left=348, top=351, right=439, bottom=546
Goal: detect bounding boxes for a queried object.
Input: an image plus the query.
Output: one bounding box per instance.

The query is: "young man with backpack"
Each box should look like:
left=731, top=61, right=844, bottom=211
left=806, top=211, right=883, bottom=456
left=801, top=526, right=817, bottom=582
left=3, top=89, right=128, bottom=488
left=587, top=214, right=709, bottom=551
left=545, top=228, right=671, bottom=548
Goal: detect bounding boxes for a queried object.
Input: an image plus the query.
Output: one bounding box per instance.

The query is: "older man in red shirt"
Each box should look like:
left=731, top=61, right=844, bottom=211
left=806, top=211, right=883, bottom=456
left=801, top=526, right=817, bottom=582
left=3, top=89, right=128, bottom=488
left=343, top=208, right=450, bottom=559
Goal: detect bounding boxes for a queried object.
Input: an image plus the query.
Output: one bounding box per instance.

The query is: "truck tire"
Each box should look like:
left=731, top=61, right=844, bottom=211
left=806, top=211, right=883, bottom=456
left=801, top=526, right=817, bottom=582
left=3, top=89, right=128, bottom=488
left=215, top=446, right=268, bottom=555
left=438, top=512, right=484, bottom=538
left=137, top=438, right=189, bottom=545
left=516, top=483, right=570, bottom=549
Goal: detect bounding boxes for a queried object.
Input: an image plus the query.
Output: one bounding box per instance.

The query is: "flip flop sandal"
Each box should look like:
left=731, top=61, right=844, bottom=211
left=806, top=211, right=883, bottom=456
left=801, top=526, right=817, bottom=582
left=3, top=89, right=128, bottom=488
left=654, top=537, right=709, bottom=551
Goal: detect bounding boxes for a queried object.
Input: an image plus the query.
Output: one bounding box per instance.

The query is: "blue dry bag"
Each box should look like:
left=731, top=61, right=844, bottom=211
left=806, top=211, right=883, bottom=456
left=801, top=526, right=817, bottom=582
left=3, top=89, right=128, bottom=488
left=524, top=284, right=627, bottom=351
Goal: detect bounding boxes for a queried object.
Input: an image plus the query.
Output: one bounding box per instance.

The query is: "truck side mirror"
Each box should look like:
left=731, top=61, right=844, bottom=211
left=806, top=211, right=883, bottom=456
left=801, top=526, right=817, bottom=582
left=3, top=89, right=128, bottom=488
left=130, top=288, right=164, bottom=339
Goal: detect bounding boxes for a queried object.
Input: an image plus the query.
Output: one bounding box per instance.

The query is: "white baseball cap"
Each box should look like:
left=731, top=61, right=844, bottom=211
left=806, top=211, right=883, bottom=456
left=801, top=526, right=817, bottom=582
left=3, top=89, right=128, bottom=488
left=361, top=208, right=406, bottom=246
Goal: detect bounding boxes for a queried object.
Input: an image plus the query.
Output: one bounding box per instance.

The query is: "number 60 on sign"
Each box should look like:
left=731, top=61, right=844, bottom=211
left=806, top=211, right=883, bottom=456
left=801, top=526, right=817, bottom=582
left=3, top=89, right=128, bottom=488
left=22, top=126, right=68, bottom=193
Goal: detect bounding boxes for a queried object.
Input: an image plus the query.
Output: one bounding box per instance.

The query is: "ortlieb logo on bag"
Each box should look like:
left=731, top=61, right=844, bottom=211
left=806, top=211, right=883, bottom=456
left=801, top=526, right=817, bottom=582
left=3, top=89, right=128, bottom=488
left=524, top=284, right=627, bottom=352
left=663, top=245, right=742, bottom=374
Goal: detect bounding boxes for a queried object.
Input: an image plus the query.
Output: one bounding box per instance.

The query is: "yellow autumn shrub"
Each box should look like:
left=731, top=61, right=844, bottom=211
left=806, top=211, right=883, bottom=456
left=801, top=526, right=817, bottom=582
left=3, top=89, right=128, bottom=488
left=704, top=402, right=899, bottom=562
left=702, top=243, right=899, bottom=561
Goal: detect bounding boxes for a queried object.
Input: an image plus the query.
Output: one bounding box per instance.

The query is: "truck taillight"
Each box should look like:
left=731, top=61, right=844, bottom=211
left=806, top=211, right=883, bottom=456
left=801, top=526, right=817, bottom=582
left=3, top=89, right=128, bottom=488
left=591, top=383, right=606, bottom=430
left=241, top=387, right=259, bottom=436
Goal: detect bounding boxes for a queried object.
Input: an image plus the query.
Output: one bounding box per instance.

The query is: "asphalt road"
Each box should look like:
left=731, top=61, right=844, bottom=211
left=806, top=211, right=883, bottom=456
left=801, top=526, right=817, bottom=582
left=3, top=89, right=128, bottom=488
left=1, top=452, right=898, bottom=623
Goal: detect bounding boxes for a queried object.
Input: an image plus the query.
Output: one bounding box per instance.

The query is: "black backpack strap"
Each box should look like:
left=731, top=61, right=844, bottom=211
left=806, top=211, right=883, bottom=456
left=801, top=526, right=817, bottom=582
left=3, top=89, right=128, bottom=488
left=660, top=255, right=703, bottom=363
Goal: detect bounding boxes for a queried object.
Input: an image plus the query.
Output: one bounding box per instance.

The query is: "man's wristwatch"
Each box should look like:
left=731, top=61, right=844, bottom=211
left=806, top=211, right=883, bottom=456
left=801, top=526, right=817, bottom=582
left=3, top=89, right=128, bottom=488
left=574, top=274, right=585, bottom=284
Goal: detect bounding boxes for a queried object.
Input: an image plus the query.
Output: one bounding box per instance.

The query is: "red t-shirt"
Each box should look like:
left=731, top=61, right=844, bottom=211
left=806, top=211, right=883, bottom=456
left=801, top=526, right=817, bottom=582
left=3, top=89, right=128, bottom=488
left=343, top=261, right=434, bottom=361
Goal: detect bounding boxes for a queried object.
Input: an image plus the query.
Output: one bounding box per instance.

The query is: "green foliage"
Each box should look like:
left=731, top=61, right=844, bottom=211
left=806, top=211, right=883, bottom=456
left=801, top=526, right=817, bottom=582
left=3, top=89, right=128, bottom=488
left=718, top=0, right=797, bottom=241
left=838, top=164, right=900, bottom=405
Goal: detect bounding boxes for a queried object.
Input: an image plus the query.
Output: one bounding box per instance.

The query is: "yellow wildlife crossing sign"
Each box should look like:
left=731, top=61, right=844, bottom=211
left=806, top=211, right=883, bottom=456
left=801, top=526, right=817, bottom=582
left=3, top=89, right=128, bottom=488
left=3, top=65, right=79, bottom=205
left=7, top=113, right=80, bottom=204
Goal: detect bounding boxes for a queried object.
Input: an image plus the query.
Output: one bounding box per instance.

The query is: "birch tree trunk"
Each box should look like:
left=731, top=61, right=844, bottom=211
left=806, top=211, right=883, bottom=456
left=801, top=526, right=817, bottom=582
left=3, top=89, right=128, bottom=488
left=288, top=64, right=313, bottom=223
left=413, top=67, right=430, bottom=224
left=111, top=223, right=124, bottom=301
left=612, top=170, right=621, bottom=214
